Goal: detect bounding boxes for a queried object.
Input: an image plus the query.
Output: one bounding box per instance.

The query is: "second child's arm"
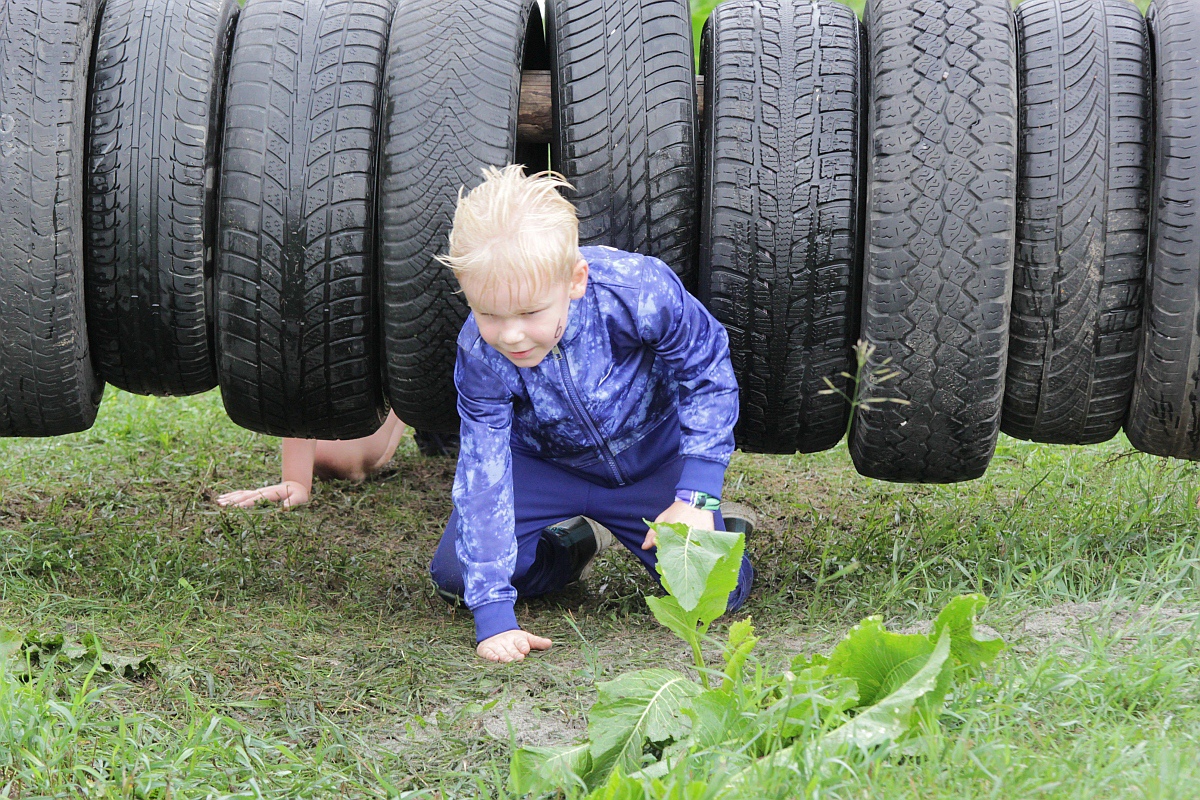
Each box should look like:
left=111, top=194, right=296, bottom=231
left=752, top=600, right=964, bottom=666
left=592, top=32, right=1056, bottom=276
left=216, top=439, right=316, bottom=509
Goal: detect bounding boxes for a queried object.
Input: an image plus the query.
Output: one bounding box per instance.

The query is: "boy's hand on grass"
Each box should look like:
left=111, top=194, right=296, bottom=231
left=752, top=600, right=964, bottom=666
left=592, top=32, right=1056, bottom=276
left=642, top=501, right=716, bottom=549
left=476, top=630, right=552, bottom=663
left=216, top=481, right=311, bottom=509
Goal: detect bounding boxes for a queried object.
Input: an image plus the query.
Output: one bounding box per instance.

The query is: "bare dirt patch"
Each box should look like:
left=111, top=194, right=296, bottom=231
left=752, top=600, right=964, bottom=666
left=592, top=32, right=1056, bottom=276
left=896, top=602, right=1196, bottom=656
left=1007, top=601, right=1198, bottom=653
left=887, top=602, right=1196, bottom=654
left=479, top=697, right=587, bottom=747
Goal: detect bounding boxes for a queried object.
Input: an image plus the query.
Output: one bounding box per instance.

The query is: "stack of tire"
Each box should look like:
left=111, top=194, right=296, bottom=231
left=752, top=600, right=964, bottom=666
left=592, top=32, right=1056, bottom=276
left=1, top=0, right=1199, bottom=484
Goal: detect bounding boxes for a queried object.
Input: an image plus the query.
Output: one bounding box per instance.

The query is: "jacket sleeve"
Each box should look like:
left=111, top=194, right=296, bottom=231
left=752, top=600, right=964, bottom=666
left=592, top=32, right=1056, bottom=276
left=636, top=256, right=739, bottom=498
left=452, top=345, right=522, bottom=642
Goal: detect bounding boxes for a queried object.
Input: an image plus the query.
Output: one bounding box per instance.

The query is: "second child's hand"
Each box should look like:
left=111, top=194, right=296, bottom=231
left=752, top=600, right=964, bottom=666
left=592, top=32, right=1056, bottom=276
left=642, top=501, right=716, bottom=549
left=216, top=480, right=311, bottom=509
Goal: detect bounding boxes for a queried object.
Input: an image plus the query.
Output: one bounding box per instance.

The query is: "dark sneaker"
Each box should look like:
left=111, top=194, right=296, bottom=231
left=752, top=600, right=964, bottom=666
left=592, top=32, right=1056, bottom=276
left=720, top=501, right=758, bottom=538
left=544, top=516, right=615, bottom=583
left=579, top=517, right=615, bottom=579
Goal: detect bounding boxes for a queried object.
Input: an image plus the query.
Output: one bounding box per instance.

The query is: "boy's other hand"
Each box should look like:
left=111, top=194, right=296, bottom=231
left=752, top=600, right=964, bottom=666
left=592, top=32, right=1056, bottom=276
left=216, top=481, right=311, bottom=509
left=476, top=629, right=552, bottom=663
left=643, top=502, right=716, bottom=549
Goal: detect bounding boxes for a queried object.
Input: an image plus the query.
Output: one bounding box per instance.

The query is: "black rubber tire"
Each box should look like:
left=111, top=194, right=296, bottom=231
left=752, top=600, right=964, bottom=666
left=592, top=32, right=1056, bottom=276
left=546, top=0, right=698, bottom=288
left=85, top=0, right=238, bottom=397
left=697, top=0, right=863, bottom=455
left=216, top=0, right=391, bottom=439
left=1126, top=0, right=1200, bottom=459
left=413, top=428, right=460, bottom=458
left=1003, top=0, right=1150, bottom=446
left=378, top=0, right=546, bottom=433
left=850, top=0, right=1018, bottom=483
left=0, top=0, right=104, bottom=437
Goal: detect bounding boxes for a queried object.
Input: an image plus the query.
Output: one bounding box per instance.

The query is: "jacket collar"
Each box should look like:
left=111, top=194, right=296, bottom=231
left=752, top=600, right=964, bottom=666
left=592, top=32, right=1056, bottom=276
left=558, top=278, right=591, bottom=346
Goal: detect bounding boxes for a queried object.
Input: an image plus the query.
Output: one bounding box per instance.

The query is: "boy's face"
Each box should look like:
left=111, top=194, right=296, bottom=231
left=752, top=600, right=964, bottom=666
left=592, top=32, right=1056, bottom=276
left=462, top=259, right=589, bottom=368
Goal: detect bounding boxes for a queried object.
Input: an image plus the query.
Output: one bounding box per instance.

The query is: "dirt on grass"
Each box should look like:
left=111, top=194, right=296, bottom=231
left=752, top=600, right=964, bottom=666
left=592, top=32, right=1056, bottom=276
left=896, top=601, right=1198, bottom=655
left=1009, top=601, right=1199, bottom=652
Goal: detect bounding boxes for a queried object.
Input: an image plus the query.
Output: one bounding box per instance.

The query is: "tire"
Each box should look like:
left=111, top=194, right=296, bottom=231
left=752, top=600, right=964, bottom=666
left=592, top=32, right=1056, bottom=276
left=413, top=428, right=460, bottom=458
left=0, top=0, right=104, bottom=437
left=850, top=0, right=1018, bottom=483
left=1126, top=0, right=1200, bottom=460
left=698, top=0, right=863, bottom=455
left=216, top=0, right=392, bottom=438
left=1003, top=0, right=1150, bottom=446
left=85, top=0, right=238, bottom=397
left=378, top=0, right=546, bottom=433
left=546, top=0, right=698, bottom=287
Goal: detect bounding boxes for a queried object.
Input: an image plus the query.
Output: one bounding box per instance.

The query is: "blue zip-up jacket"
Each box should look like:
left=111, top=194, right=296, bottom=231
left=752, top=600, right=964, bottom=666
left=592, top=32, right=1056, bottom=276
left=452, top=246, right=739, bottom=640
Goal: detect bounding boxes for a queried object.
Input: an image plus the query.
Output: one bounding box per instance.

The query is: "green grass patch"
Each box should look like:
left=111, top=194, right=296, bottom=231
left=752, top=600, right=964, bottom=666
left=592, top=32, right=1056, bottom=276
left=1, top=387, right=1198, bottom=796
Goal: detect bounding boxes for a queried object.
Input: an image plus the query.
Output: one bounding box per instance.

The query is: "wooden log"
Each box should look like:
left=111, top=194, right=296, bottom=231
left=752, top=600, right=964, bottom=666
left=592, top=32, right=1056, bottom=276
left=517, top=70, right=706, bottom=144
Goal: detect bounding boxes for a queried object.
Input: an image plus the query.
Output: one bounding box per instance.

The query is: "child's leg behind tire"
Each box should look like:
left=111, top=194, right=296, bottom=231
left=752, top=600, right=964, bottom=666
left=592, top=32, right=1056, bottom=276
left=312, top=410, right=406, bottom=481
left=429, top=449, right=599, bottom=600
left=585, top=455, right=754, bottom=612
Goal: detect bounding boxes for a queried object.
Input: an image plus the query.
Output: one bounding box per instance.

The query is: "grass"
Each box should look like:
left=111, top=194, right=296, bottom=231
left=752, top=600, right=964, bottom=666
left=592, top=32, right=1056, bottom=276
left=0, top=2, right=1175, bottom=794
left=1, top=388, right=1198, bottom=797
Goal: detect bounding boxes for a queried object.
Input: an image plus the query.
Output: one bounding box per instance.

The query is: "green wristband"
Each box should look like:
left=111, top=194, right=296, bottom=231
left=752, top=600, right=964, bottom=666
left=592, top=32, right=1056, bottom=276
left=676, top=489, right=721, bottom=512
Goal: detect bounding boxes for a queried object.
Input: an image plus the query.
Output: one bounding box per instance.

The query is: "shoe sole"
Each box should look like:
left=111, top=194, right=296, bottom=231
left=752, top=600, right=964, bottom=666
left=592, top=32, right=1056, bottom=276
left=719, top=501, right=758, bottom=537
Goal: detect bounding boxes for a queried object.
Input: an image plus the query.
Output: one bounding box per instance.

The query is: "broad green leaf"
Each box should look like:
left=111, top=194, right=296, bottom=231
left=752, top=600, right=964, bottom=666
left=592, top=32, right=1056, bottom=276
left=25, top=629, right=64, bottom=656
left=931, top=594, right=1004, bottom=671
left=821, top=630, right=952, bottom=752
left=652, top=522, right=741, bottom=613
left=646, top=595, right=698, bottom=648
left=0, top=628, right=21, bottom=660
left=722, top=632, right=954, bottom=796
left=82, top=631, right=103, bottom=659
left=690, top=535, right=745, bottom=636
left=509, top=743, right=592, bottom=796
left=584, top=768, right=645, bottom=800
left=789, top=652, right=829, bottom=673
left=61, top=638, right=88, bottom=661
left=764, top=672, right=858, bottom=743
left=589, top=668, right=701, bottom=780
left=684, top=688, right=752, bottom=749
left=624, top=737, right=696, bottom=783
left=825, top=617, right=947, bottom=708
left=100, top=652, right=157, bottom=679
left=721, top=618, right=757, bottom=687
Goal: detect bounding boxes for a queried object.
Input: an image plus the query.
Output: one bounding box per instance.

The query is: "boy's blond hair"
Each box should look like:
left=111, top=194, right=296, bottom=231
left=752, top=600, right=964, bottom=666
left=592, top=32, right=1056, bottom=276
left=439, top=165, right=580, bottom=299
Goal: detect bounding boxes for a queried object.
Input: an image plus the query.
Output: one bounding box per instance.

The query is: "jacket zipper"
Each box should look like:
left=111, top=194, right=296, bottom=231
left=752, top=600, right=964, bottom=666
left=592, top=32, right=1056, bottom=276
left=552, top=345, right=627, bottom=485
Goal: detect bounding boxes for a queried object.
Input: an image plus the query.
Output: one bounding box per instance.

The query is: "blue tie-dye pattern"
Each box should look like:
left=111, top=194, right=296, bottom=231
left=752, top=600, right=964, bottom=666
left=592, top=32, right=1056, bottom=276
left=451, top=247, right=740, bottom=616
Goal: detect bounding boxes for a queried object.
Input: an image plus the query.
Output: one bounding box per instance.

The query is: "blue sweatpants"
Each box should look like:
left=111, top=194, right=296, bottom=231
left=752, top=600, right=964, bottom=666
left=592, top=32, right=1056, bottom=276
left=430, top=448, right=754, bottom=613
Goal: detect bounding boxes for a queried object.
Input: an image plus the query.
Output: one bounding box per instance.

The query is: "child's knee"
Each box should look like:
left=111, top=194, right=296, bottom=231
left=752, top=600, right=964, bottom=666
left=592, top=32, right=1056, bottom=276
left=429, top=522, right=466, bottom=601
left=429, top=558, right=465, bottom=604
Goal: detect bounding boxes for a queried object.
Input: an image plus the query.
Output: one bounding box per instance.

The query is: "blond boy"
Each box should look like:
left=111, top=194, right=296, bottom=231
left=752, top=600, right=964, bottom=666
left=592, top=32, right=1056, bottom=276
left=429, top=166, right=754, bottom=663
